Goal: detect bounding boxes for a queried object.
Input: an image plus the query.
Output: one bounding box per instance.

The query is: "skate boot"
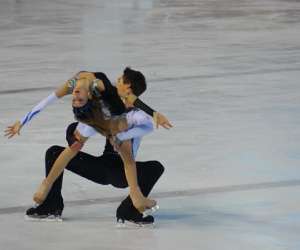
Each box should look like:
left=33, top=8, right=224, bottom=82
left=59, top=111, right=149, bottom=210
left=118, top=196, right=159, bottom=218
left=25, top=203, right=63, bottom=222
left=116, top=203, right=155, bottom=228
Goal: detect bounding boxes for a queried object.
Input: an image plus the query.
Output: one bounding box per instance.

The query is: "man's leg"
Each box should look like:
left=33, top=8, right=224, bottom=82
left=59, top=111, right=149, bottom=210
left=109, top=161, right=164, bottom=194
left=106, top=160, right=165, bottom=222
left=25, top=123, right=110, bottom=220
left=44, top=145, right=111, bottom=204
left=25, top=145, right=65, bottom=220
left=137, top=161, right=165, bottom=197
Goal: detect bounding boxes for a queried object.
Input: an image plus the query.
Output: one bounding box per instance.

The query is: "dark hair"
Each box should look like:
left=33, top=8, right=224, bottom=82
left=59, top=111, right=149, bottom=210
left=123, top=67, right=146, bottom=96
left=72, top=99, right=94, bottom=121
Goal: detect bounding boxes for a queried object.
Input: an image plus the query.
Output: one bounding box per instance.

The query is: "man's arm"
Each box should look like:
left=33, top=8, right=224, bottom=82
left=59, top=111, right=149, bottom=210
left=33, top=130, right=89, bottom=204
left=125, top=95, right=173, bottom=129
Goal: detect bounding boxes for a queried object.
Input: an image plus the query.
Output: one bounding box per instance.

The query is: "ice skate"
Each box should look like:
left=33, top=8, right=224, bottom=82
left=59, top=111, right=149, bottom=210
left=116, top=215, right=155, bottom=228
left=116, top=203, right=155, bottom=228
left=25, top=204, right=63, bottom=222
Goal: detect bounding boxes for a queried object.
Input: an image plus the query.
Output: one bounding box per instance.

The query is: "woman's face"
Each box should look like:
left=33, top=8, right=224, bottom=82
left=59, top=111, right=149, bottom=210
left=72, top=86, right=89, bottom=108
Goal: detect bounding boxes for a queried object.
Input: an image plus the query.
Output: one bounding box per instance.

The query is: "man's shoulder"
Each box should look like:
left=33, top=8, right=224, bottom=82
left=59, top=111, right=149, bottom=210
left=92, top=72, right=115, bottom=93
left=93, top=72, right=110, bottom=82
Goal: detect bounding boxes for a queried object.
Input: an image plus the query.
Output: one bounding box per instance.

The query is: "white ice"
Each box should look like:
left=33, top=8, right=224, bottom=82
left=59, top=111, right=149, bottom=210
left=0, top=0, right=300, bottom=249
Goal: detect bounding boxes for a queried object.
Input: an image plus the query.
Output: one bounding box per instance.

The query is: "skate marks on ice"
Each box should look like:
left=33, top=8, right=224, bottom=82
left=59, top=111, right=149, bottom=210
left=0, top=86, right=55, bottom=95
left=1, top=179, right=300, bottom=215
left=1, top=65, right=300, bottom=95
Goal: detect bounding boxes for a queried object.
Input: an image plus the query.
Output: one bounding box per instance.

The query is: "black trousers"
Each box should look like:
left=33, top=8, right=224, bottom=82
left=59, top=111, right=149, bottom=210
left=42, top=123, right=165, bottom=217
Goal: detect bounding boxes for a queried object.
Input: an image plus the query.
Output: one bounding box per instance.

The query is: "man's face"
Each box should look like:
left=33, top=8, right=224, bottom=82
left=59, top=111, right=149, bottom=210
left=116, top=75, right=134, bottom=108
left=72, top=86, right=89, bottom=108
left=116, top=75, right=132, bottom=95
left=116, top=75, right=125, bottom=89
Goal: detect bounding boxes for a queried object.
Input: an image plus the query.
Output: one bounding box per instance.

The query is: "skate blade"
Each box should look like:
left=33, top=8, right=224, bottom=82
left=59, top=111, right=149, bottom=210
left=24, top=215, right=63, bottom=222
left=116, top=220, right=155, bottom=229
left=142, top=204, right=159, bottom=217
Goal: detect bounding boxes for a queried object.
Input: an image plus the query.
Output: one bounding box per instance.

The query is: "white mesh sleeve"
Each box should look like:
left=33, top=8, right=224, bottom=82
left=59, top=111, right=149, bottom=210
left=20, top=92, right=58, bottom=126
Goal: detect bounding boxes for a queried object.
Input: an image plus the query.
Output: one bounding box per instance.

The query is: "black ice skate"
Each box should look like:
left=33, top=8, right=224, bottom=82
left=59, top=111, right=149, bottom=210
left=25, top=204, right=63, bottom=222
left=116, top=214, right=155, bottom=228
left=116, top=204, right=155, bottom=228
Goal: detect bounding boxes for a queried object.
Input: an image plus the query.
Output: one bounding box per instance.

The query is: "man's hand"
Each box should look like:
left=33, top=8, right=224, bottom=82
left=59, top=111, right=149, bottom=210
left=4, top=121, right=22, bottom=139
left=153, top=112, right=173, bottom=129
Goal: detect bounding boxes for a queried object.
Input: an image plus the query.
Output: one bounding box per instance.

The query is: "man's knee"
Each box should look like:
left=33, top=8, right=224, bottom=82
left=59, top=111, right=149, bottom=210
left=66, top=122, right=79, bottom=146
left=154, top=161, right=165, bottom=177
left=46, top=145, right=64, bottom=159
left=147, top=160, right=165, bottom=177
left=45, top=145, right=64, bottom=172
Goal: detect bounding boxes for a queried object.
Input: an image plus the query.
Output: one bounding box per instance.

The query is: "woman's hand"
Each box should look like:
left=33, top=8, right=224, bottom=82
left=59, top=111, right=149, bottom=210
left=130, top=188, right=157, bottom=213
left=33, top=178, right=53, bottom=204
left=4, top=121, right=22, bottom=139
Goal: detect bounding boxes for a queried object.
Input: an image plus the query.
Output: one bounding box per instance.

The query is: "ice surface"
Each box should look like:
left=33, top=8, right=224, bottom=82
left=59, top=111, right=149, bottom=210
left=0, top=0, right=300, bottom=249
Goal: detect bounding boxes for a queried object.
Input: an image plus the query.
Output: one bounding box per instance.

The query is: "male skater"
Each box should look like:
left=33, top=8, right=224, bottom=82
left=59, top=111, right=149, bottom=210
left=26, top=114, right=164, bottom=226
